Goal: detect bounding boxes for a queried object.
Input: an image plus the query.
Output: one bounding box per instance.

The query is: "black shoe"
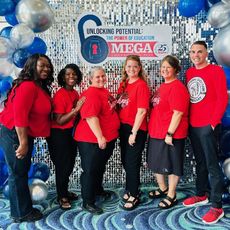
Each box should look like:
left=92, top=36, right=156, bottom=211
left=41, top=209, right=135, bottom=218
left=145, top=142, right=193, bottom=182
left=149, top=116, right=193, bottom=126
left=13, top=208, right=43, bottom=223
left=82, top=204, right=103, bottom=215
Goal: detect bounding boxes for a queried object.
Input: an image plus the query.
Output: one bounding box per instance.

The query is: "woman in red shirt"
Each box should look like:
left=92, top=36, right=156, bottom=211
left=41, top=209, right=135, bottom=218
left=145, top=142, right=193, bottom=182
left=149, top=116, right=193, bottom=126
left=147, top=55, right=189, bottom=209
left=48, top=64, right=85, bottom=210
left=0, top=54, right=54, bottom=222
left=74, top=66, right=120, bottom=215
left=117, top=55, right=150, bottom=210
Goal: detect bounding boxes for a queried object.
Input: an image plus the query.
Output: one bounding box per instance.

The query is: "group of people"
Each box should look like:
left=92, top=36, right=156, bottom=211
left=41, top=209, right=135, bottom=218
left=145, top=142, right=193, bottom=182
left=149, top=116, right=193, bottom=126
left=0, top=40, right=227, bottom=224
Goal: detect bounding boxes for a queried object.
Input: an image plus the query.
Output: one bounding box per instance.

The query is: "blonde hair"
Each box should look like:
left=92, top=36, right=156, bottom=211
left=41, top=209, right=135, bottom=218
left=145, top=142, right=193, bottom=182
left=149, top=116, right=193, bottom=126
left=121, top=55, right=147, bottom=91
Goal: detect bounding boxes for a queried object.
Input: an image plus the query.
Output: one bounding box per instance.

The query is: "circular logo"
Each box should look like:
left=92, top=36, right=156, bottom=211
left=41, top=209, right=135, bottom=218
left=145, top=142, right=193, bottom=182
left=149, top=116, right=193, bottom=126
left=154, top=43, right=169, bottom=56
left=81, top=36, right=109, bottom=64
left=187, top=77, right=207, bottom=103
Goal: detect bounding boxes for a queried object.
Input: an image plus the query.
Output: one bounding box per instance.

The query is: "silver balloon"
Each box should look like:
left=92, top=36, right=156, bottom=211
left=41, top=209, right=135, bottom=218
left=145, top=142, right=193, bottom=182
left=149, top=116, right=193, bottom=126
left=16, top=0, right=54, bottom=33
left=0, top=58, right=14, bottom=76
left=0, top=37, right=15, bottom=59
left=213, top=25, right=230, bottom=67
left=207, top=2, right=230, bottom=28
left=29, top=178, right=48, bottom=204
left=222, top=0, right=230, bottom=4
left=223, top=158, right=230, bottom=180
left=10, top=23, right=35, bottom=48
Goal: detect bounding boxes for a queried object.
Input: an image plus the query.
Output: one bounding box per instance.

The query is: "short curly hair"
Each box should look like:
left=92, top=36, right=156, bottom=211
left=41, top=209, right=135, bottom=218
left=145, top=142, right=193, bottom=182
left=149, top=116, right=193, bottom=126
left=57, top=64, right=82, bottom=87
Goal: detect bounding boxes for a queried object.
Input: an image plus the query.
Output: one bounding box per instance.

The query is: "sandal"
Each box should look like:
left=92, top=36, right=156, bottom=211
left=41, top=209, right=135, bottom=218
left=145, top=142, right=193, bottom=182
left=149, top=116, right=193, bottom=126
left=158, top=195, right=178, bottom=209
left=67, top=191, right=78, bottom=201
left=148, top=187, right=168, bottom=199
left=59, top=197, right=71, bottom=210
left=122, top=196, right=140, bottom=211
left=122, top=192, right=130, bottom=202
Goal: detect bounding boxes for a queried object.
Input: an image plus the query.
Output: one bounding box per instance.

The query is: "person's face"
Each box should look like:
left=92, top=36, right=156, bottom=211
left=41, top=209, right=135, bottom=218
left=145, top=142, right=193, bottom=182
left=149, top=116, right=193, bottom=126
left=64, top=68, right=78, bottom=88
left=125, top=60, right=141, bottom=78
left=90, top=69, right=106, bottom=88
left=160, top=60, right=177, bottom=81
left=189, top=44, right=208, bottom=69
left=37, top=57, right=51, bottom=80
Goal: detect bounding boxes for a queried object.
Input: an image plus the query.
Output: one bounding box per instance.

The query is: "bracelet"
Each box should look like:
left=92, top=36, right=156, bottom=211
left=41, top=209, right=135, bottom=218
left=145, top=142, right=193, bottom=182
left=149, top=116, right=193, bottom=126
left=166, top=131, right=174, bottom=137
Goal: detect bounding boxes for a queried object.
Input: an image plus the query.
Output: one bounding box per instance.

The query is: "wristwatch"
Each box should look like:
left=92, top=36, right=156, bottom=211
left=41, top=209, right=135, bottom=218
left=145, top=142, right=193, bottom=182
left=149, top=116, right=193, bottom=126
left=166, top=131, right=174, bottom=137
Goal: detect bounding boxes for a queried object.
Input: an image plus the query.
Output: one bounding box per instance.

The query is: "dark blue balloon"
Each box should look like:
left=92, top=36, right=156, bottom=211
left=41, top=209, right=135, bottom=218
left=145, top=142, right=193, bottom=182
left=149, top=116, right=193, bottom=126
left=3, top=183, right=9, bottom=199
left=222, top=192, right=230, bottom=203
left=0, top=147, right=5, bottom=162
left=178, top=0, right=205, bottom=17
left=0, top=162, right=8, bottom=189
left=0, top=0, right=16, bottom=16
left=208, top=0, right=221, bottom=4
left=12, top=49, right=31, bottom=68
left=26, top=37, right=47, bottom=55
left=223, top=66, right=230, bottom=89
left=0, top=26, right=13, bottom=38
left=220, top=129, right=230, bottom=154
left=5, top=12, right=18, bottom=26
left=28, top=162, right=50, bottom=182
left=12, top=0, right=21, bottom=4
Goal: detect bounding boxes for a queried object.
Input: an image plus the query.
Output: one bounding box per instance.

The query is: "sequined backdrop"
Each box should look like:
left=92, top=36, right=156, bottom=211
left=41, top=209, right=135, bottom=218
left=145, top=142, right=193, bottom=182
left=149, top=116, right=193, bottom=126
left=33, top=0, right=218, bottom=188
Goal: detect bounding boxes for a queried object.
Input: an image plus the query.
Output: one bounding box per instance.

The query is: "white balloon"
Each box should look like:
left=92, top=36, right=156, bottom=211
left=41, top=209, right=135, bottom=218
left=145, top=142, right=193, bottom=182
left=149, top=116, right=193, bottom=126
left=207, top=2, right=230, bottom=28
left=0, top=37, right=15, bottom=59
left=222, top=0, right=230, bottom=4
left=223, top=158, right=230, bottom=180
left=213, top=25, right=230, bottom=67
left=16, top=0, right=54, bottom=33
left=29, top=178, right=48, bottom=204
left=0, top=58, right=14, bottom=76
left=10, top=23, right=35, bottom=48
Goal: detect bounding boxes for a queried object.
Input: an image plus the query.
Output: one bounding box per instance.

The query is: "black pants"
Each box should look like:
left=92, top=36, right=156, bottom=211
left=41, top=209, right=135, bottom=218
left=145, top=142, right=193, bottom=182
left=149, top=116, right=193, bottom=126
left=47, top=128, right=77, bottom=199
left=189, top=125, right=224, bottom=208
left=77, top=139, right=116, bottom=205
left=119, top=123, right=147, bottom=197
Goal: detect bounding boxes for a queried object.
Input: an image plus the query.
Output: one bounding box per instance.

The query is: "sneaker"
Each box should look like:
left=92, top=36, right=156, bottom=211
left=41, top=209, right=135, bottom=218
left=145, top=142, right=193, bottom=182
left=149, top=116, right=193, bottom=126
left=183, top=195, right=208, bottom=207
left=202, top=207, right=224, bottom=224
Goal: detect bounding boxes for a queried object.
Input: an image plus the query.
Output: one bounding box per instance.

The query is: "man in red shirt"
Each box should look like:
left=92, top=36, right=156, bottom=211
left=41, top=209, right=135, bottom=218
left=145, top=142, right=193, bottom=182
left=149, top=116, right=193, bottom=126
left=183, top=41, right=228, bottom=224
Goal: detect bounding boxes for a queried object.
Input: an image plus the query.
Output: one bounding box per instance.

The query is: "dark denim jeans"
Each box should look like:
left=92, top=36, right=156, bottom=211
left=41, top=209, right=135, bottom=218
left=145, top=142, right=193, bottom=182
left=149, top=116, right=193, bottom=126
left=0, top=123, right=34, bottom=219
left=189, top=125, right=224, bottom=208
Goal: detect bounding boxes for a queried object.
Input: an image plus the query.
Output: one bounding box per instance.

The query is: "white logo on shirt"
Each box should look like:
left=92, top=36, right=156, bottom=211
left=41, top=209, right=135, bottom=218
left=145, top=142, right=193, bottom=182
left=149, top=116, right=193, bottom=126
left=187, top=77, right=206, bottom=103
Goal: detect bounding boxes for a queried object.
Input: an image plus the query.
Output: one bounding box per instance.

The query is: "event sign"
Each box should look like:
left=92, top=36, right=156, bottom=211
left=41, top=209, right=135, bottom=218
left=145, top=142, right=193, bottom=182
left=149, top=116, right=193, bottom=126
left=77, top=12, right=172, bottom=65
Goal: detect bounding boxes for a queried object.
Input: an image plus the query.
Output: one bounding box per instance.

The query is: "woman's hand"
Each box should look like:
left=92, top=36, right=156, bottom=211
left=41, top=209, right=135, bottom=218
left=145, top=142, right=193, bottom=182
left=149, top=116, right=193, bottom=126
left=15, top=143, right=28, bottom=159
left=73, top=96, right=86, bottom=115
left=97, top=136, right=107, bottom=149
left=164, top=135, right=173, bottom=146
left=128, top=133, right=136, bottom=146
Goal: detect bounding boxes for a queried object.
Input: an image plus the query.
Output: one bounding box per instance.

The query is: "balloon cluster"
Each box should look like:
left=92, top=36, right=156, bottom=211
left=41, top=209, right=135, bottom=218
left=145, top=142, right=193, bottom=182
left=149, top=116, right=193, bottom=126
left=0, top=0, right=54, bottom=100
left=0, top=146, right=50, bottom=204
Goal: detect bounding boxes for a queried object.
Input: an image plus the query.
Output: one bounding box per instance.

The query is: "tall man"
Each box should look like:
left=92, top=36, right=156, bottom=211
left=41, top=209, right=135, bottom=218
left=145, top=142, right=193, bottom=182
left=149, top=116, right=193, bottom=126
left=183, top=41, right=228, bottom=224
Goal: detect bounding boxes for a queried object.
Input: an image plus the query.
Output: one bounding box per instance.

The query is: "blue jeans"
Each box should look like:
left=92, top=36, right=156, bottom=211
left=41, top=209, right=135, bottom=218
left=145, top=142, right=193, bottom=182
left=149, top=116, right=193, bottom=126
left=0, top=123, right=34, bottom=219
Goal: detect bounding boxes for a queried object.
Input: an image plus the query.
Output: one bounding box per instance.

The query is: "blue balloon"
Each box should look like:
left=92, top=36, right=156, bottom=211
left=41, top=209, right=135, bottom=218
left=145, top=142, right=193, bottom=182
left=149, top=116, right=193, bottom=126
left=208, top=0, right=221, bottom=4
left=0, top=78, right=12, bottom=94
left=0, top=147, right=5, bottom=162
left=5, top=12, right=18, bottom=26
left=3, top=183, right=9, bottom=199
left=26, top=37, right=47, bottom=55
left=12, top=48, right=31, bottom=68
left=223, top=66, right=230, bottom=89
left=0, top=26, right=13, bottom=38
left=178, top=0, right=205, bottom=17
left=222, top=192, right=230, bottom=203
left=28, top=162, right=50, bottom=182
left=220, top=129, right=230, bottom=155
left=0, top=162, right=8, bottom=189
left=0, top=0, right=16, bottom=16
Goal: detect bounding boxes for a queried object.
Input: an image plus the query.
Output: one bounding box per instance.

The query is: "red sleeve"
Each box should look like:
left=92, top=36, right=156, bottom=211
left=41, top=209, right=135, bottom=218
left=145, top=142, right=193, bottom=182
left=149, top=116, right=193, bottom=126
left=13, top=82, right=37, bottom=127
left=211, top=67, right=228, bottom=127
left=169, top=82, right=189, bottom=113
left=136, top=82, right=150, bottom=109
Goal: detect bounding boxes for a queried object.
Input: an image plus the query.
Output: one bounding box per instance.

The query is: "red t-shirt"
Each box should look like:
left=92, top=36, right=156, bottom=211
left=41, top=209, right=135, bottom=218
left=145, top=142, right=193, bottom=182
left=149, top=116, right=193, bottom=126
left=186, top=64, right=228, bottom=127
left=148, top=79, right=189, bottom=139
left=117, top=78, right=150, bottom=131
left=0, top=81, right=51, bottom=137
left=51, top=87, right=79, bottom=129
left=74, top=86, right=120, bottom=143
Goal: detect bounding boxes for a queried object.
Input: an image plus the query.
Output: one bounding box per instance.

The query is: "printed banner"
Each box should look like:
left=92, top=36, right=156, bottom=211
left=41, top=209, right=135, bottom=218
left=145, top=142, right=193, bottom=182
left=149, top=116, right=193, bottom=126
left=76, top=12, right=172, bottom=65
